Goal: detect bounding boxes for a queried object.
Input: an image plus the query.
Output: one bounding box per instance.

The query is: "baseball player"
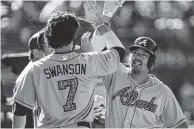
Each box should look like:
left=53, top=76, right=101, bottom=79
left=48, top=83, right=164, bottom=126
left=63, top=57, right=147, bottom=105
left=13, top=28, right=54, bottom=128
left=81, top=0, right=188, bottom=128
left=12, top=1, right=125, bottom=128
left=82, top=33, right=188, bottom=128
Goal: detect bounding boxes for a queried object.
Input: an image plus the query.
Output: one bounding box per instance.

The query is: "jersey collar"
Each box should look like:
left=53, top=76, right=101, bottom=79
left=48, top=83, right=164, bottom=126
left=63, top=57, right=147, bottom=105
left=48, top=52, right=79, bottom=61
left=128, top=73, right=151, bottom=89
left=128, top=74, right=161, bottom=89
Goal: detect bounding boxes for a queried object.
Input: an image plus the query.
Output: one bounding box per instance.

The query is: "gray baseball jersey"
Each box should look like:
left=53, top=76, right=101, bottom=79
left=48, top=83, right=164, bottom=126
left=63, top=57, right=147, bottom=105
left=102, top=63, right=187, bottom=128
left=13, top=61, right=33, bottom=94
left=13, top=50, right=120, bottom=128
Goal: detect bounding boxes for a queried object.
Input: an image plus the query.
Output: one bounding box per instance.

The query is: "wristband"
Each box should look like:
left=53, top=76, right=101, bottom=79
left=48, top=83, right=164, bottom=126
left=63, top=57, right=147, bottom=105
left=103, top=9, right=116, bottom=18
left=92, top=18, right=104, bottom=28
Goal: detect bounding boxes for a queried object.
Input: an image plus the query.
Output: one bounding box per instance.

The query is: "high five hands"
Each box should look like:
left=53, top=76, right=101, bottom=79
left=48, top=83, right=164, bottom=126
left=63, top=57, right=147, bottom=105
left=79, top=0, right=125, bottom=23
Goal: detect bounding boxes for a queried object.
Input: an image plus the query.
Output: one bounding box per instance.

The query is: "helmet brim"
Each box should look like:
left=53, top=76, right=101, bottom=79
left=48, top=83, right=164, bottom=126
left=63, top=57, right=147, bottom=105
left=128, top=45, right=154, bottom=56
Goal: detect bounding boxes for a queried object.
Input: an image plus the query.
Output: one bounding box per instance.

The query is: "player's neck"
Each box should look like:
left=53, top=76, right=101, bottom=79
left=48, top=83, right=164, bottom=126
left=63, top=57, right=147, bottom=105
left=54, top=43, right=73, bottom=54
left=31, top=59, right=36, bottom=62
left=31, top=57, right=39, bottom=62
left=130, top=72, right=150, bottom=86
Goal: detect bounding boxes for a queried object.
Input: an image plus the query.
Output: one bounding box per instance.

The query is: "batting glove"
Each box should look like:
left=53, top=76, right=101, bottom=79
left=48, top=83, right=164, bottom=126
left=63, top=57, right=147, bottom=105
left=82, top=0, right=103, bottom=27
left=103, top=0, right=125, bottom=18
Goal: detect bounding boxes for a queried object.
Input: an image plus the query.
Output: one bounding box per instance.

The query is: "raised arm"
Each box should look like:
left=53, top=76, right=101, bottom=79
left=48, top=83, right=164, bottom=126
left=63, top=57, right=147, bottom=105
left=83, top=0, right=125, bottom=60
left=82, top=0, right=125, bottom=60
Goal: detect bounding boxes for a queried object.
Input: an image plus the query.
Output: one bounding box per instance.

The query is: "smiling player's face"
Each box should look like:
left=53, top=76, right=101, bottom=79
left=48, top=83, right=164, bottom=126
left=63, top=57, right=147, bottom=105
left=129, top=48, right=150, bottom=75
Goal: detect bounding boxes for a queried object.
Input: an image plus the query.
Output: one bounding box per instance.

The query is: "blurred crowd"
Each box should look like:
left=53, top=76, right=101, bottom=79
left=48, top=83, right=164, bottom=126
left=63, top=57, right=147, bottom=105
left=1, top=0, right=194, bottom=128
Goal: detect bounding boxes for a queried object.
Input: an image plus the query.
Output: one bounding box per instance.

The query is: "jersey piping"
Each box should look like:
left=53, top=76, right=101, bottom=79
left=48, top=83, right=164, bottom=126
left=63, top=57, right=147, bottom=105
left=14, top=98, right=34, bottom=110
left=167, top=118, right=186, bottom=128
left=49, top=55, right=80, bottom=62
left=127, top=80, right=162, bottom=128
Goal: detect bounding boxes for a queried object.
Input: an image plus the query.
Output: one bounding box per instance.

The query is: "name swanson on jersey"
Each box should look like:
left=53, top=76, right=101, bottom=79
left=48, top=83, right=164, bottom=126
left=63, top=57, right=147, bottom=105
left=43, top=63, right=86, bottom=79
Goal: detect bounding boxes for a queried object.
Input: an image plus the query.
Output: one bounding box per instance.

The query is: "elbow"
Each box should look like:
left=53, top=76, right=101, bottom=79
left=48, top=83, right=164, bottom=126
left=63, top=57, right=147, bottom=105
left=113, top=47, right=126, bottom=61
left=102, top=47, right=126, bottom=61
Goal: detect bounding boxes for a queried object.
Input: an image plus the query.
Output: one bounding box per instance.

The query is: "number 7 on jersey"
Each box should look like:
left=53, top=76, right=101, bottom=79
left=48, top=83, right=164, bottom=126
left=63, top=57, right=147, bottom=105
left=58, top=78, right=78, bottom=112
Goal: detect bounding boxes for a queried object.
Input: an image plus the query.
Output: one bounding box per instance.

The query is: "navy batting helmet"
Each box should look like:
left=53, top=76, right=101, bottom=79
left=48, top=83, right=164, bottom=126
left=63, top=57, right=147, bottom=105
left=129, top=37, right=158, bottom=69
left=129, top=37, right=158, bottom=58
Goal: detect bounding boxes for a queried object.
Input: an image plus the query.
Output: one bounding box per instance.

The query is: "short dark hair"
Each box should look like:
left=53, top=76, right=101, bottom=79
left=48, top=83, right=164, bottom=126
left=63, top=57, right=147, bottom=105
left=44, top=11, right=80, bottom=49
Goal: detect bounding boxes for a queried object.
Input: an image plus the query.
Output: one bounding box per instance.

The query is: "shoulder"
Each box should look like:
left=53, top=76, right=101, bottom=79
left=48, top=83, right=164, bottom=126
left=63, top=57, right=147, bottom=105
left=157, top=80, right=173, bottom=95
left=80, top=51, right=99, bottom=57
left=31, top=61, right=43, bottom=70
left=80, top=49, right=118, bottom=57
left=26, top=60, right=44, bottom=74
left=162, top=84, right=174, bottom=97
left=110, top=63, right=129, bottom=77
left=16, top=62, right=32, bottom=79
left=150, top=75, right=173, bottom=96
left=32, top=56, right=50, bottom=69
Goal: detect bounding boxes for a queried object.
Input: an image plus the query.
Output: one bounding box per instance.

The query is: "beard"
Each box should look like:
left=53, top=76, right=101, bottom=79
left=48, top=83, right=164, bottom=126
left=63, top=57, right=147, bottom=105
left=131, top=59, right=143, bottom=75
left=132, top=67, right=141, bottom=75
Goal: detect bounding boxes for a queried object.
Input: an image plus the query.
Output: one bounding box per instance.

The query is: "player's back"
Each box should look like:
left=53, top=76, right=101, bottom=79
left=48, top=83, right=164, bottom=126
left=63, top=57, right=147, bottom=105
left=14, top=61, right=33, bottom=93
left=31, top=51, right=119, bottom=127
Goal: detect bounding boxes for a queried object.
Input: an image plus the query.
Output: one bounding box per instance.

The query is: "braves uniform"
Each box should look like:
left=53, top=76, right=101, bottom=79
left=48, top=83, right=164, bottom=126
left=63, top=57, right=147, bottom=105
left=13, top=49, right=120, bottom=128
left=13, top=61, right=35, bottom=127
left=103, top=63, right=187, bottom=128
left=14, top=61, right=33, bottom=94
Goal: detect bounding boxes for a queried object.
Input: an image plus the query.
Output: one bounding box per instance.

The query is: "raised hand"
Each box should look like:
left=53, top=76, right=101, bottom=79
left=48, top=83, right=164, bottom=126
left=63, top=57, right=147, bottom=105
left=103, top=0, right=125, bottom=18
left=82, top=0, right=102, bottom=24
left=81, top=32, right=93, bottom=52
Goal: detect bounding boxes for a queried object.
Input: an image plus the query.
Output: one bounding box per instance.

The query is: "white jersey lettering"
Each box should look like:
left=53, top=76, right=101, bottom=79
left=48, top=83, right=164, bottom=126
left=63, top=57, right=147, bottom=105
left=43, top=64, right=86, bottom=79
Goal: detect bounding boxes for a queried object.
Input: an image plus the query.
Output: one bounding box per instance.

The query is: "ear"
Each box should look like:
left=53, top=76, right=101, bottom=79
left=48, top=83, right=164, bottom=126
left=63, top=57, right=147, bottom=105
left=32, top=49, right=40, bottom=58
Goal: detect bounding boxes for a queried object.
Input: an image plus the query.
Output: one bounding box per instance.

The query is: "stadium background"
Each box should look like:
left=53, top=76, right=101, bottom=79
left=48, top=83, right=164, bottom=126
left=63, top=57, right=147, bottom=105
left=1, top=0, right=194, bottom=128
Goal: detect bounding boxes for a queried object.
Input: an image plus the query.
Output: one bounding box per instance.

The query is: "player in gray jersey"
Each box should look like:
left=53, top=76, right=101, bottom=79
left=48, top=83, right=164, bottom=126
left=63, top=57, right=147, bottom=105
left=83, top=35, right=189, bottom=128
left=12, top=0, right=125, bottom=128
left=13, top=28, right=54, bottom=128
left=81, top=1, right=188, bottom=128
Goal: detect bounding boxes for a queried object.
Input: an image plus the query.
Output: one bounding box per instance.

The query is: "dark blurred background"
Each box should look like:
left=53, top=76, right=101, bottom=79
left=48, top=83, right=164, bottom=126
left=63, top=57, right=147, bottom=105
left=1, top=0, right=194, bottom=128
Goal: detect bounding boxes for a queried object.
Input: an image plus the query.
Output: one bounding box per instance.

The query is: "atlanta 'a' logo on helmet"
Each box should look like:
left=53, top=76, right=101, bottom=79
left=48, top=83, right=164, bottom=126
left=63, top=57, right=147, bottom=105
left=138, top=39, right=147, bottom=47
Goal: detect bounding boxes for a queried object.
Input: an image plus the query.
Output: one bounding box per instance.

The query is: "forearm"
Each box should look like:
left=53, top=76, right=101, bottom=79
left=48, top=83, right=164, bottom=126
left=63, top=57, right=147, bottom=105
left=12, top=115, right=26, bottom=128
left=102, top=15, right=111, bottom=24
left=82, top=0, right=125, bottom=57
left=95, top=18, right=111, bottom=35
left=92, top=20, right=125, bottom=59
left=89, top=30, right=106, bottom=52
left=100, top=30, right=125, bottom=59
